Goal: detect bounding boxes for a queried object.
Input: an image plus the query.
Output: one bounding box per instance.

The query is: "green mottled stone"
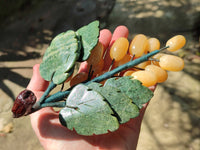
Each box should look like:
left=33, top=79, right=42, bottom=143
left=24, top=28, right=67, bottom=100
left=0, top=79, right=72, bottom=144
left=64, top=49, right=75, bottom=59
left=88, top=81, right=140, bottom=124
left=59, top=84, right=119, bottom=136
left=104, top=77, right=154, bottom=109
left=39, top=30, right=79, bottom=84
left=76, top=20, right=100, bottom=61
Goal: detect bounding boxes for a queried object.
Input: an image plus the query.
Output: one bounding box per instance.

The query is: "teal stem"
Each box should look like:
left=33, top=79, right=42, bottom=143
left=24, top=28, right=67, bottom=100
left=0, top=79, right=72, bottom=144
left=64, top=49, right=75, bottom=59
left=41, top=101, right=65, bottom=108
left=33, top=82, right=57, bottom=109
left=45, top=49, right=160, bottom=102
left=37, top=46, right=169, bottom=108
left=87, top=49, right=160, bottom=84
left=44, top=90, right=70, bottom=103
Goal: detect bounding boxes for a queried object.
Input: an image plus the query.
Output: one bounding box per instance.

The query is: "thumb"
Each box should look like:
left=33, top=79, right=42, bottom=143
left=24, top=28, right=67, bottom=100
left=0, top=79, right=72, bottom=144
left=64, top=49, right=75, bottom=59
left=27, top=64, right=49, bottom=92
left=28, top=65, right=56, bottom=128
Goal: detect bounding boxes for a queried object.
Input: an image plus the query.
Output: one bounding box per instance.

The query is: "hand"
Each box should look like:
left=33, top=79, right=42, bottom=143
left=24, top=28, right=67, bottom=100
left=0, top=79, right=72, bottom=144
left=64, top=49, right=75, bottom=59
left=27, top=26, right=156, bottom=150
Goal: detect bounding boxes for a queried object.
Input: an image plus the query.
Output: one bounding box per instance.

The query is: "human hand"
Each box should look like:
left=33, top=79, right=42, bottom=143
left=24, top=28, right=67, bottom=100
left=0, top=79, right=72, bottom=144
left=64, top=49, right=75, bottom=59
left=27, top=26, right=156, bottom=150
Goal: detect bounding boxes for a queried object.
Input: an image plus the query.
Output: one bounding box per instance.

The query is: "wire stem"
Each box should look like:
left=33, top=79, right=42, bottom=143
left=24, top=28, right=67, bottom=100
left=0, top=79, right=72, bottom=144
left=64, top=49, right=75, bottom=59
left=33, top=81, right=57, bottom=109
left=36, top=46, right=169, bottom=108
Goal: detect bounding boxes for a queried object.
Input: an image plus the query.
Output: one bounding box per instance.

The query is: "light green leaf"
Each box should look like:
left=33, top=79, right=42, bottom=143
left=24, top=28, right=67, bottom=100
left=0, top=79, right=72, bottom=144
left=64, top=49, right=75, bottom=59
left=88, top=82, right=140, bottom=124
left=39, top=30, right=80, bottom=84
left=104, top=77, right=154, bottom=108
left=76, top=20, right=100, bottom=61
left=59, top=84, right=119, bottom=136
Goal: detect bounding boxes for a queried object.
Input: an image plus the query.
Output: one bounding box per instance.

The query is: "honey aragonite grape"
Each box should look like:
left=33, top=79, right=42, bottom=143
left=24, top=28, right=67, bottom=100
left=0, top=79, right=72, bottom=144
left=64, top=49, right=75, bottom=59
left=166, top=35, right=186, bottom=52
left=151, top=53, right=166, bottom=66
left=110, top=37, right=129, bottom=61
left=70, top=72, right=88, bottom=87
left=87, top=42, right=104, bottom=66
left=129, top=34, right=148, bottom=57
left=123, top=70, right=136, bottom=76
left=159, top=55, right=184, bottom=71
left=131, top=70, right=157, bottom=87
left=114, top=54, right=132, bottom=67
left=147, top=37, right=160, bottom=52
left=145, top=65, right=168, bottom=83
left=92, top=58, right=105, bottom=76
left=135, top=60, right=151, bottom=69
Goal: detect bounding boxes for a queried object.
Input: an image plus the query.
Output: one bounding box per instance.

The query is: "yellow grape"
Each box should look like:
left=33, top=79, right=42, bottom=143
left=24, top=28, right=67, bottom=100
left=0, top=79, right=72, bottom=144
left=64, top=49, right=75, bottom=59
left=145, top=65, right=168, bottom=83
left=166, top=35, right=186, bottom=52
left=87, top=42, right=104, bottom=66
left=114, top=54, right=132, bottom=67
left=70, top=72, right=88, bottom=87
left=110, top=37, right=129, bottom=61
left=92, top=58, right=105, bottom=75
left=159, top=55, right=184, bottom=71
left=95, top=71, right=108, bottom=85
left=151, top=53, right=166, bottom=66
left=131, top=70, right=157, bottom=87
left=65, top=74, right=73, bottom=83
left=129, top=34, right=148, bottom=57
left=123, top=70, right=136, bottom=76
left=135, top=60, right=151, bottom=69
left=147, top=37, right=160, bottom=52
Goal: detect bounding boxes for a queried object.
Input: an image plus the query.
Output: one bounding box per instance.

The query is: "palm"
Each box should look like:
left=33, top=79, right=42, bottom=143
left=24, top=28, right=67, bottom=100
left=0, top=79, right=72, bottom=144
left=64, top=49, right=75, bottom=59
left=27, top=26, right=154, bottom=150
left=30, top=91, right=146, bottom=150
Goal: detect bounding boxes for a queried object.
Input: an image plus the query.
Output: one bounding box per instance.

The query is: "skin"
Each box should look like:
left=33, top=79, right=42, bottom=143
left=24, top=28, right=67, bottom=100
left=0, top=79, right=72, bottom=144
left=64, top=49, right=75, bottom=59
left=27, top=26, right=156, bottom=150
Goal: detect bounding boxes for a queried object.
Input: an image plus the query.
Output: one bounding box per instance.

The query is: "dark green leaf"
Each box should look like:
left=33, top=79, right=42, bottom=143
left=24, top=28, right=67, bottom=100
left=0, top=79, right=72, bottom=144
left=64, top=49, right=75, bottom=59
left=59, top=84, right=119, bottom=135
left=104, top=77, right=154, bottom=108
left=88, top=82, right=140, bottom=124
left=76, top=20, right=100, bottom=61
left=39, top=30, right=80, bottom=84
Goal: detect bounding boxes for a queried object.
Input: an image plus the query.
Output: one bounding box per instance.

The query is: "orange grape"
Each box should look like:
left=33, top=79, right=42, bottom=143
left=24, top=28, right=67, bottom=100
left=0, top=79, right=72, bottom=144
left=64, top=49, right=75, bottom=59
left=114, top=54, right=132, bottom=67
left=131, top=70, right=157, bottom=87
left=159, top=55, right=184, bottom=71
left=92, top=58, right=105, bottom=76
left=166, top=35, right=186, bottom=52
left=123, top=70, right=136, bottom=76
left=65, top=74, right=73, bottom=83
left=87, top=42, right=104, bottom=66
left=151, top=53, right=166, bottom=66
left=135, top=60, right=151, bottom=69
left=147, top=37, right=160, bottom=52
left=145, top=65, right=168, bottom=83
left=110, top=37, right=129, bottom=61
left=129, top=34, right=148, bottom=57
left=70, top=72, right=88, bottom=87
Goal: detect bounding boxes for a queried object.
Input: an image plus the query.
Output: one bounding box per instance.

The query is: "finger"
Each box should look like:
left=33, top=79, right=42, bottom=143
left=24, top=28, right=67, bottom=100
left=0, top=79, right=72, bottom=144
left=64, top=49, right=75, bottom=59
left=104, top=25, right=129, bottom=70
left=99, top=29, right=112, bottom=49
left=109, top=25, right=129, bottom=47
left=27, top=64, right=49, bottom=92
left=78, top=29, right=112, bottom=73
left=27, top=65, right=55, bottom=125
left=78, top=61, right=88, bottom=73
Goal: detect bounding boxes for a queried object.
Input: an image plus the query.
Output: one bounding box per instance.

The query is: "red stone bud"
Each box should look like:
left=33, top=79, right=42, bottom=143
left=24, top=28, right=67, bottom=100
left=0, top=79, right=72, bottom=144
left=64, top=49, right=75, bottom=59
left=12, top=89, right=36, bottom=118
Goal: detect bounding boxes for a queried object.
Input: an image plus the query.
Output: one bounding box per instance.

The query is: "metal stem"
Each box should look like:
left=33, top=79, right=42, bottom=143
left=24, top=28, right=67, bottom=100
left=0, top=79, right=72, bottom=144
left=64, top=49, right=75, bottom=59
left=37, top=46, right=169, bottom=108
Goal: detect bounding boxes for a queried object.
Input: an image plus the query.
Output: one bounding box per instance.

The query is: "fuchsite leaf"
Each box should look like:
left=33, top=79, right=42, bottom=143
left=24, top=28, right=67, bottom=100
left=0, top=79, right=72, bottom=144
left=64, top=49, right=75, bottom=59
left=104, top=77, right=154, bottom=108
left=39, top=30, right=79, bottom=84
left=88, top=82, right=140, bottom=124
left=59, top=84, right=119, bottom=136
left=59, top=77, right=153, bottom=135
left=76, top=20, right=100, bottom=61
left=39, top=20, right=100, bottom=84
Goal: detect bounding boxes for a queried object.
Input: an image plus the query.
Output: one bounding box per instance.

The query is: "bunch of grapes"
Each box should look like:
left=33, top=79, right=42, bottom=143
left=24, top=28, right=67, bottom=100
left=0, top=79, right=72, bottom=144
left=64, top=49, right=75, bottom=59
left=69, top=34, right=186, bottom=87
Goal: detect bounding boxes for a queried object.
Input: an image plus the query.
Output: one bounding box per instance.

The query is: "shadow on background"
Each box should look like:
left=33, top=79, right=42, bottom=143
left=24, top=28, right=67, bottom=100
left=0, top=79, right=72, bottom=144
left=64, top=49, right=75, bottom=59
left=0, top=1, right=199, bottom=149
left=105, top=0, right=200, bottom=149
left=0, top=0, right=116, bottom=100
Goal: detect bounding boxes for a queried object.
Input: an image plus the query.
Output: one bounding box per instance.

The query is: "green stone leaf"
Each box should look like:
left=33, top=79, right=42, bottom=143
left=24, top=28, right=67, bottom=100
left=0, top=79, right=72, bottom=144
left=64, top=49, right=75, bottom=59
left=88, top=82, right=140, bottom=124
left=76, top=20, right=100, bottom=61
left=39, top=30, right=80, bottom=84
left=59, top=84, right=119, bottom=136
left=104, top=77, right=154, bottom=109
